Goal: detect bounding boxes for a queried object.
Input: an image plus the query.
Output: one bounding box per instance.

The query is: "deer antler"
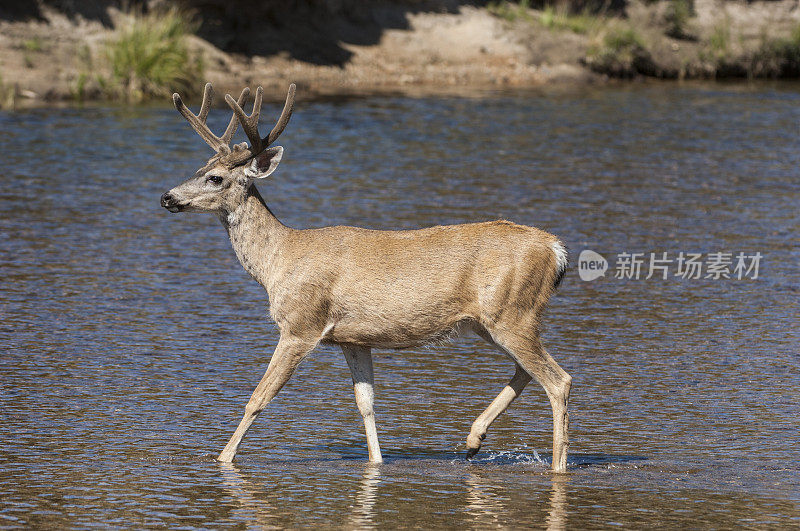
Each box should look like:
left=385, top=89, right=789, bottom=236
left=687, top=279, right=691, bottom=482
left=174, top=83, right=296, bottom=167
left=225, top=86, right=263, bottom=153
left=173, top=83, right=249, bottom=154
left=225, top=83, right=296, bottom=156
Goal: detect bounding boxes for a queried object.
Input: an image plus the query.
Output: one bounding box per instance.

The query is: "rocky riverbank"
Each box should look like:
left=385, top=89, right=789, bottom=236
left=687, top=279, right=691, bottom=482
left=1, top=0, right=799, bottom=108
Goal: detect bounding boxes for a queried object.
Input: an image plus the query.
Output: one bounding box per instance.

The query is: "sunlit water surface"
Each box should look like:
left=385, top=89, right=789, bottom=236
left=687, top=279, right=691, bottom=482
left=1, top=83, right=799, bottom=528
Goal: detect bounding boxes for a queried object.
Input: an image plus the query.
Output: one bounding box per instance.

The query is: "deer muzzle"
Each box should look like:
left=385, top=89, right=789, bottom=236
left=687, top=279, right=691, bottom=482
left=160, top=191, right=184, bottom=213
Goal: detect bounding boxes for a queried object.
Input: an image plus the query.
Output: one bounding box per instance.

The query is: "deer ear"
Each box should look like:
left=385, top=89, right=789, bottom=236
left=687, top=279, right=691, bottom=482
left=244, top=146, right=283, bottom=180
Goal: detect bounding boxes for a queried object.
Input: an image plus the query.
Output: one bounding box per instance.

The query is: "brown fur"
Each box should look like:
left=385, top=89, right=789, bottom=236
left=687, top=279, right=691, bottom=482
left=161, top=86, right=573, bottom=472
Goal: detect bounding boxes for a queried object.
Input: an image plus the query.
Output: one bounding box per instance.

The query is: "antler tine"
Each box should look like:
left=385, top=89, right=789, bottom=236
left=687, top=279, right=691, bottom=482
left=265, top=83, right=296, bottom=146
left=225, top=83, right=295, bottom=156
left=225, top=86, right=264, bottom=154
left=198, top=83, right=213, bottom=121
left=173, top=83, right=227, bottom=152
left=220, top=87, right=250, bottom=145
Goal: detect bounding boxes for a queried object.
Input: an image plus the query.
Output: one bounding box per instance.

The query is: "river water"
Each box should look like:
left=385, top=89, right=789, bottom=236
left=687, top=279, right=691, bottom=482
left=1, top=83, right=798, bottom=528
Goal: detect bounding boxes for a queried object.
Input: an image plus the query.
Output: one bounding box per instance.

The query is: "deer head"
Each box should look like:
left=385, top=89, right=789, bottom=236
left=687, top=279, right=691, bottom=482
left=161, top=82, right=296, bottom=214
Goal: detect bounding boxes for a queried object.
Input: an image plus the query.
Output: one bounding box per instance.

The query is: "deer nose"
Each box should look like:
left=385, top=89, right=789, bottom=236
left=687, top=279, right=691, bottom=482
left=161, top=192, right=174, bottom=207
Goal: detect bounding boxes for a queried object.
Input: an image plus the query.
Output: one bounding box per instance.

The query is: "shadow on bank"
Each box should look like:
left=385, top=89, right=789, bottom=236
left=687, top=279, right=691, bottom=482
left=2, top=0, right=625, bottom=67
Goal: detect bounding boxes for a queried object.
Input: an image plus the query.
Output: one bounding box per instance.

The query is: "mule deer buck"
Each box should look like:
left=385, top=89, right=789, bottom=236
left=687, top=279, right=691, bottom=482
left=160, top=83, right=573, bottom=472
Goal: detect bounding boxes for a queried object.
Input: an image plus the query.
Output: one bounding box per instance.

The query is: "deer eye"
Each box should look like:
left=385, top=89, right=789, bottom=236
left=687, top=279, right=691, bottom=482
left=207, top=175, right=223, bottom=185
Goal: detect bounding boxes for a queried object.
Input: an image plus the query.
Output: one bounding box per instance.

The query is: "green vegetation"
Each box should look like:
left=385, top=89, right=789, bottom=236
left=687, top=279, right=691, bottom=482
left=487, top=0, right=532, bottom=22
left=20, top=38, right=44, bottom=69
left=709, top=20, right=731, bottom=59
left=540, top=5, right=606, bottom=35
left=487, top=0, right=800, bottom=80
left=72, top=44, right=93, bottom=101
left=71, top=72, right=89, bottom=102
left=749, top=25, right=800, bottom=77
left=22, top=38, right=44, bottom=52
left=586, top=26, right=650, bottom=77
left=488, top=1, right=606, bottom=34
left=664, top=0, right=694, bottom=40
left=0, top=73, right=15, bottom=109
left=102, top=7, right=203, bottom=102
left=700, top=16, right=741, bottom=76
left=699, top=19, right=800, bottom=78
left=604, top=27, right=646, bottom=52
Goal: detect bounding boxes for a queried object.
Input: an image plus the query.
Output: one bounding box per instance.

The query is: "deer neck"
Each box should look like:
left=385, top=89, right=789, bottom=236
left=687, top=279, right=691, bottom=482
left=219, top=185, right=287, bottom=288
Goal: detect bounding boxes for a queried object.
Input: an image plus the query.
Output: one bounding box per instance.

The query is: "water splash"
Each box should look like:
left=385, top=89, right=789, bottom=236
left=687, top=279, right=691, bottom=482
left=454, top=445, right=548, bottom=466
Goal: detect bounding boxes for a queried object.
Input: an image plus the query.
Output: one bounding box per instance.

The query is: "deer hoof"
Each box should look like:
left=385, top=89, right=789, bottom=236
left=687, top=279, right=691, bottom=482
left=465, top=433, right=484, bottom=458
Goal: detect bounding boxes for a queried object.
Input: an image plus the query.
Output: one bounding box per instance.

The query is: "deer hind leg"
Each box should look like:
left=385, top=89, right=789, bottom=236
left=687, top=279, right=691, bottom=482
left=218, top=334, right=316, bottom=463
left=487, top=329, right=572, bottom=473
left=466, top=363, right=532, bottom=459
left=342, top=345, right=383, bottom=463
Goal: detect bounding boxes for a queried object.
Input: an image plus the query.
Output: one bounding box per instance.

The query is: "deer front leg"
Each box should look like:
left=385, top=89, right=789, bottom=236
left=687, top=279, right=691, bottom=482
left=218, top=335, right=316, bottom=463
left=342, top=345, right=383, bottom=463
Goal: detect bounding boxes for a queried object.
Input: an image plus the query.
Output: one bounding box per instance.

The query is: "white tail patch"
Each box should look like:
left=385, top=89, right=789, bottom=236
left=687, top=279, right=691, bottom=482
left=551, top=240, right=568, bottom=288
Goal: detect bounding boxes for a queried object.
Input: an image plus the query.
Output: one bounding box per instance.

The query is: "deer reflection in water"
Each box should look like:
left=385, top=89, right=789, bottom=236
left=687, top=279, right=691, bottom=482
left=219, top=461, right=382, bottom=528
left=465, top=469, right=568, bottom=529
left=347, top=465, right=381, bottom=529
left=219, top=459, right=568, bottom=527
left=219, top=462, right=286, bottom=529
